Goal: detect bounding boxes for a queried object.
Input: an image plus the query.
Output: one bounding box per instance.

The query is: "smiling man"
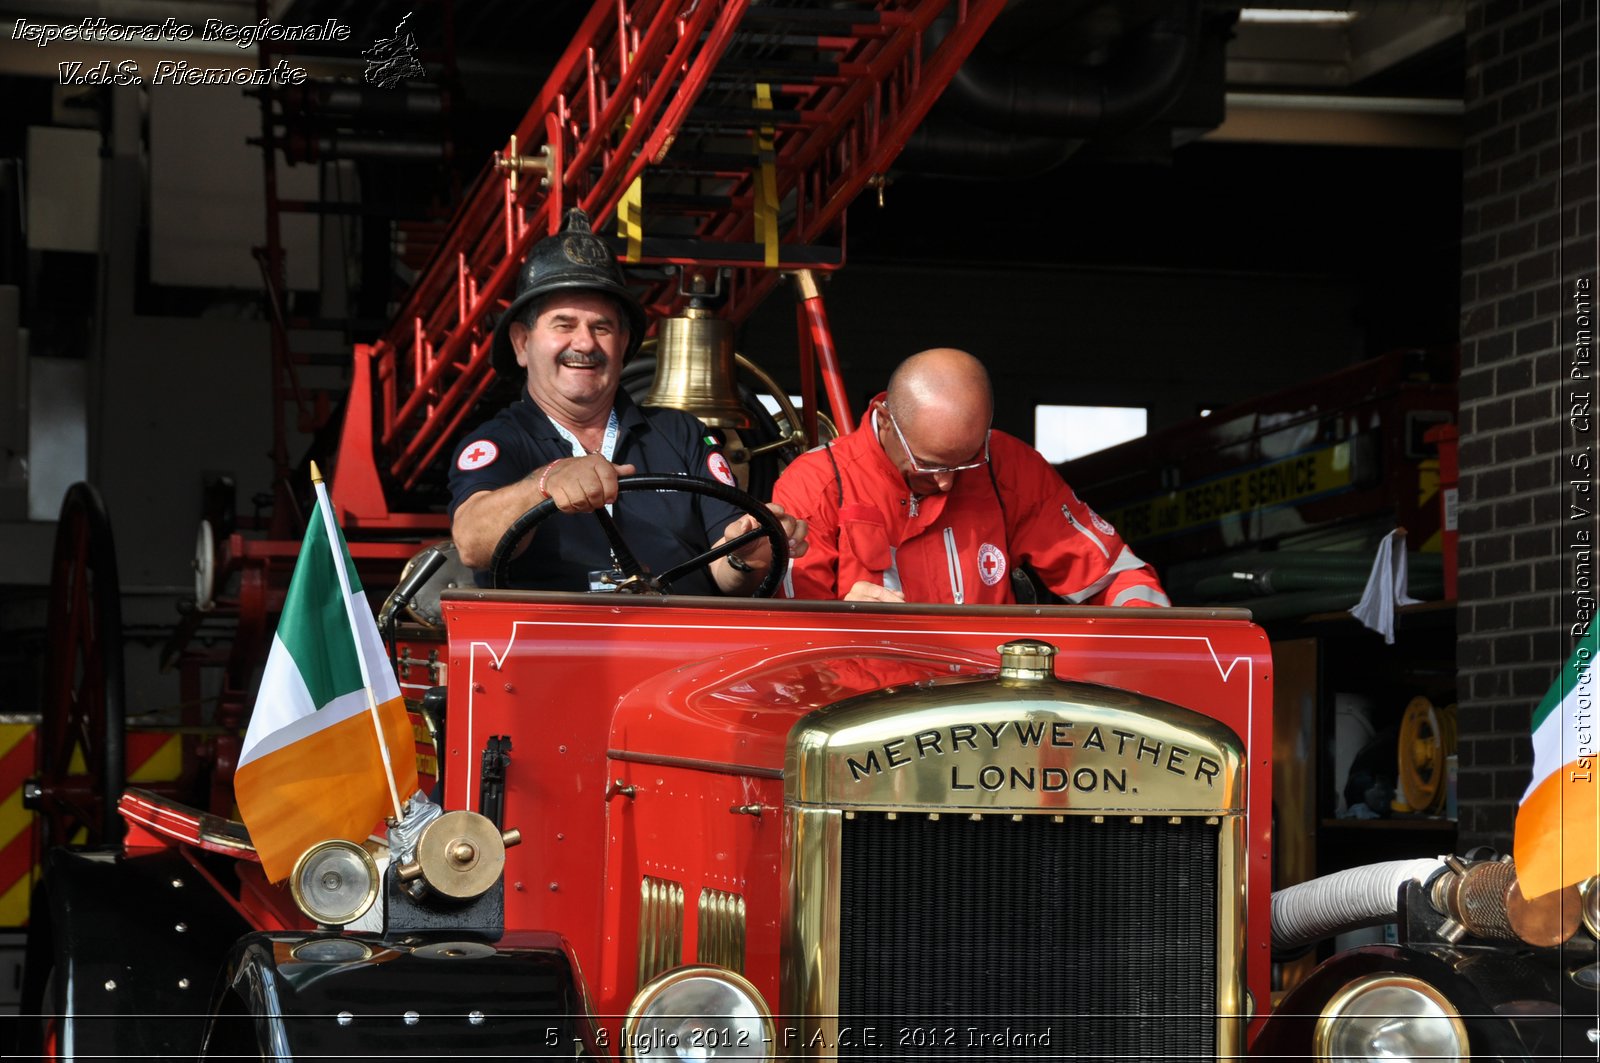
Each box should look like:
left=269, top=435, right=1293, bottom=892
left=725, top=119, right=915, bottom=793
left=772, top=348, right=1168, bottom=606
left=448, top=208, right=805, bottom=592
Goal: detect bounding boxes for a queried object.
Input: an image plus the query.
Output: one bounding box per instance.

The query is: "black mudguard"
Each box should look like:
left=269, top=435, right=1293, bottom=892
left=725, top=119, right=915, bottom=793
left=1250, top=942, right=1599, bottom=1061
left=201, top=929, right=599, bottom=1060
left=17, top=846, right=254, bottom=1061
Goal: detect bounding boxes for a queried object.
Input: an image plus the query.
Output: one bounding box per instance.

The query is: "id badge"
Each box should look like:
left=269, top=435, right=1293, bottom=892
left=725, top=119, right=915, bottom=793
left=588, top=568, right=626, bottom=592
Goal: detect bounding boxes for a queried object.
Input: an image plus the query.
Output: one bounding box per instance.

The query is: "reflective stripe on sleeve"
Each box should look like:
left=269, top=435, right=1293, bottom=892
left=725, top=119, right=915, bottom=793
left=1061, top=545, right=1151, bottom=604
left=1111, top=584, right=1171, bottom=607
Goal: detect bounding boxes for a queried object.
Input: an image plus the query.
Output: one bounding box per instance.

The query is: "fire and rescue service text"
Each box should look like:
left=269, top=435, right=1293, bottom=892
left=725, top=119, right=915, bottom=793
left=1106, top=441, right=1353, bottom=541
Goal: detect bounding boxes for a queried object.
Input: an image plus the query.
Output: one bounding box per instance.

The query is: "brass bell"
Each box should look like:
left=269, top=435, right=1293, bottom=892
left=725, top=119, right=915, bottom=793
left=643, top=306, right=751, bottom=428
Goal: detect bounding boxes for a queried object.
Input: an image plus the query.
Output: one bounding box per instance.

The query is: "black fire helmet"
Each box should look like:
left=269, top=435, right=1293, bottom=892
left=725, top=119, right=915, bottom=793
left=489, top=207, right=647, bottom=379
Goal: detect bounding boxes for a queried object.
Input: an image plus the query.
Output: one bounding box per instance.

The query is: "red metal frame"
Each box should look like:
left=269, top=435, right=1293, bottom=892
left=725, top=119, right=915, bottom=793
left=796, top=271, right=856, bottom=432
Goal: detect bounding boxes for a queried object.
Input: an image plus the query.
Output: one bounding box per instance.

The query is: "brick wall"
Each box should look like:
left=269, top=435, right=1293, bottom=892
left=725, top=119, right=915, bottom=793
left=1458, top=0, right=1597, bottom=851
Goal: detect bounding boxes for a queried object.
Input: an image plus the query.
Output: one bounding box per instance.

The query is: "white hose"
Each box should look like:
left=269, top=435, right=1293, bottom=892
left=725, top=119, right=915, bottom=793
left=1271, top=858, right=1445, bottom=951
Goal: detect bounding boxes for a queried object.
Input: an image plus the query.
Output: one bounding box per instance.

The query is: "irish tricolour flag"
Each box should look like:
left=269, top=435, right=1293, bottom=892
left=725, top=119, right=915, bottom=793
left=235, top=466, right=417, bottom=882
left=1513, top=622, right=1599, bottom=899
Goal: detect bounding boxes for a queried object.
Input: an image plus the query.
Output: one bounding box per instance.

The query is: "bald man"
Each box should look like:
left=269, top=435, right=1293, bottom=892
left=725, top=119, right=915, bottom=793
left=772, top=348, right=1169, bottom=606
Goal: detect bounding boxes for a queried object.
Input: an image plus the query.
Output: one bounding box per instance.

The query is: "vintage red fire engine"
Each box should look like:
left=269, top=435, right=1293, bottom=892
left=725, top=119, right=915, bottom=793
left=37, top=587, right=1277, bottom=1059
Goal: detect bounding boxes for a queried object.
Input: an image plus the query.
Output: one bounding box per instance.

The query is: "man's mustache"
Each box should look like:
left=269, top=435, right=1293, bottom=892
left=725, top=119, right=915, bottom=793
left=558, top=349, right=607, bottom=368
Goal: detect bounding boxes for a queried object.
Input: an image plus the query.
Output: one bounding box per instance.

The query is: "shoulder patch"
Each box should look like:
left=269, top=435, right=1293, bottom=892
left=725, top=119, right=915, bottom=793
left=457, top=439, right=500, bottom=471
left=707, top=451, right=737, bottom=486
left=1089, top=509, right=1116, bottom=536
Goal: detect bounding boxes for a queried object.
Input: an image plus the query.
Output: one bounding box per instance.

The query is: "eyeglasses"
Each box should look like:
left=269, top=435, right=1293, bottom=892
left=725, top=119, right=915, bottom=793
left=882, top=405, right=990, bottom=475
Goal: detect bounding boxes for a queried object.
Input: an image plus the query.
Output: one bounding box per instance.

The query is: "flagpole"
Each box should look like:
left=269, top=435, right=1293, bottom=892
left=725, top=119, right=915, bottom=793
left=310, top=462, right=407, bottom=824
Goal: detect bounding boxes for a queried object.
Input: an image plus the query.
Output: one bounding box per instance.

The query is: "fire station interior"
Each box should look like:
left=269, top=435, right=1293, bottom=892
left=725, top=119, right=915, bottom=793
left=0, top=0, right=1584, bottom=1017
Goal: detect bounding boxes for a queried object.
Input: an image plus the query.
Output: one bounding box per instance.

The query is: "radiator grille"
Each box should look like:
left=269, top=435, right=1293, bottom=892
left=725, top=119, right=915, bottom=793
left=637, top=876, right=684, bottom=989
left=838, top=813, right=1217, bottom=1060
left=697, top=888, right=747, bottom=972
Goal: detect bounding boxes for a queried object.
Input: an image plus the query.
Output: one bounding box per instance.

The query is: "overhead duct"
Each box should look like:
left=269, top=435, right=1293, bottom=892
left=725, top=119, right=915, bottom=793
left=944, top=0, right=1201, bottom=135
left=900, top=0, right=1208, bottom=178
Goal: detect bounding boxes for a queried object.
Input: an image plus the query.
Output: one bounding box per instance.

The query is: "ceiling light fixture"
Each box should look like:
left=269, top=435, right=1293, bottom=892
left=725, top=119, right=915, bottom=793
left=1239, top=8, right=1360, bottom=24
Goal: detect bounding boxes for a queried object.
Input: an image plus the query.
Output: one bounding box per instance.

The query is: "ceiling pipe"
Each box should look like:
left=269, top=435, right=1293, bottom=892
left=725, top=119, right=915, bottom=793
left=942, top=0, right=1202, bottom=135
left=897, top=0, right=1204, bottom=178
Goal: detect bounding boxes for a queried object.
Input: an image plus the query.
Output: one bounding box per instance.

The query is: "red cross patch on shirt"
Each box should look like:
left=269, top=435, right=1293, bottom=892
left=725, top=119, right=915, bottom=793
left=457, top=440, right=500, bottom=471
left=707, top=452, right=737, bottom=486
left=978, top=542, right=1007, bottom=586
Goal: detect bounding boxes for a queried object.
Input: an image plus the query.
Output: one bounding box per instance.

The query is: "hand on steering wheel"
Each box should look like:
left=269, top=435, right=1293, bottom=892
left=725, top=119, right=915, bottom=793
left=487, top=474, right=790, bottom=597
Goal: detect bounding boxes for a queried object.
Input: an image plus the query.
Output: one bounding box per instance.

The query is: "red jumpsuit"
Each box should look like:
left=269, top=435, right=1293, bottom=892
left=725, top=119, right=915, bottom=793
left=772, top=402, right=1170, bottom=606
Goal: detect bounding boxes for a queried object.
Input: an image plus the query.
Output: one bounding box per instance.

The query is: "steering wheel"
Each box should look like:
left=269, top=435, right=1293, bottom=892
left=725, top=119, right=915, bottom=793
left=488, top=474, right=789, bottom=597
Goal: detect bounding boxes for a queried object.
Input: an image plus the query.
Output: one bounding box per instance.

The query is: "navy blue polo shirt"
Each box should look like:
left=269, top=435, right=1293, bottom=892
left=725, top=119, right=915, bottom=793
left=448, top=391, right=745, bottom=593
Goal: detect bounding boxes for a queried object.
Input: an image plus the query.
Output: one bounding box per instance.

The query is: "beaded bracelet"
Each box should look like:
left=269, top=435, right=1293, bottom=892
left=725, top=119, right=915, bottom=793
left=535, top=460, right=561, bottom=499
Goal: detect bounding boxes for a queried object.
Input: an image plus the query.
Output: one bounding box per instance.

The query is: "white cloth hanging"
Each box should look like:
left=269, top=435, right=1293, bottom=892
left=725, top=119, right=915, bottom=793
left=1348, top=528, right=1423, bottom=644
